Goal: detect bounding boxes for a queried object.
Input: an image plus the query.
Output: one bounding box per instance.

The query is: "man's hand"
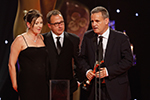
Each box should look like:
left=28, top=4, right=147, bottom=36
left=86, top=70, right=95, bottom=81
left=95, top=67, right=108, bottom=78
left=77, top=81, right=81, bottom=87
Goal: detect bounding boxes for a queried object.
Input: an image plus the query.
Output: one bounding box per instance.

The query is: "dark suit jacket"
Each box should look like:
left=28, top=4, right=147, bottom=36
left=79, top=29, right=133, bottom=100
left=43, top=31, right=80, bottom=94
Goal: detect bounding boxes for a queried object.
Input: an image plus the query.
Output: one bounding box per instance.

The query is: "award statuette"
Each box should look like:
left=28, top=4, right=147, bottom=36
left=81, top=60, right=104, bottom=90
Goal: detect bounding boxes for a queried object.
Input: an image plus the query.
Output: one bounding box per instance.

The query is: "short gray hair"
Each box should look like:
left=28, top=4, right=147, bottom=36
left=91, top=6, right=109, bottom=19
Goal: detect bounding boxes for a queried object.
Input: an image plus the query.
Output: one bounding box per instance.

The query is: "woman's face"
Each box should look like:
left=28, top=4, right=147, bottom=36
left=29, top=17, right=43, bottom=35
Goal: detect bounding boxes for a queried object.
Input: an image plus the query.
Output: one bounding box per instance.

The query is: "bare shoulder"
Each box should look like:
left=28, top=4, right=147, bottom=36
left=14, top=34, right=24, bottom=44
left=11, top=34, right=25, bottom=50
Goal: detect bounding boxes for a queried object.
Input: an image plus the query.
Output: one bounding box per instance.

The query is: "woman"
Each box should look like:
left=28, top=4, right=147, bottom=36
left=8, top=9, right=49, bottom=100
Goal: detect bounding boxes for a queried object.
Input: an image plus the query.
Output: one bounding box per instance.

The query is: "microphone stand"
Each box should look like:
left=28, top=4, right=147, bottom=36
left=95, top=35, right=103, bottom=100
left=95, top=60, right=104, bottom=100
left=98, top=51, right=101, bottom=100
left=96, top=45, right=103, bottom=100
left=95, top=65, right=97, bottom=100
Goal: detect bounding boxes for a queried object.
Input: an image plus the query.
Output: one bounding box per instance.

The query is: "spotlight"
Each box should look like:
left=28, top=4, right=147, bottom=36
left=66, top=2, right=69, bottom=5
left=116, top=9, right=120, bottom=13
left=75, top=4, right=79, bottom=7
left=135, top=13, right=139, bottom=17
left=5, top=40, right=8, bottom=44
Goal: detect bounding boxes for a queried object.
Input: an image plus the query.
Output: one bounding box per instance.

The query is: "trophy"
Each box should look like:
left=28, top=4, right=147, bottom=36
left=81, top=60, right=104, bottom=90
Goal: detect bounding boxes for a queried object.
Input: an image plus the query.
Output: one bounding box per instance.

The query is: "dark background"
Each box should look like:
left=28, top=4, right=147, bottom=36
left=0, top=0, right=149, bottom=99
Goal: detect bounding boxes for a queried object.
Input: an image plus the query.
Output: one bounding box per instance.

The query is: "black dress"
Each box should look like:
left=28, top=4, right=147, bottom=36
left=18, top=35, right=49, bottom=100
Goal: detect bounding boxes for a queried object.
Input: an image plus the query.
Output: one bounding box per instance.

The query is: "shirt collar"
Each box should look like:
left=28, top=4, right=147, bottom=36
left=51, top=30, right=64, bottom=39
left=98, top=27, right=110, bottom=39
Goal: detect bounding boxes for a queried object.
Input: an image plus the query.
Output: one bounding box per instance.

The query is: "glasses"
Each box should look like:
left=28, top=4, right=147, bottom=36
left=50, top=21, right=64, bottom=27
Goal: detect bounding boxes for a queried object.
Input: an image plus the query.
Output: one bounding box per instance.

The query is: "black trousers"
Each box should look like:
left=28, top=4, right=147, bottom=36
left=70, top=93, right=73, bottom=100
left=80, top=83, right=111, bottom=100
left=97, top=84, right=111, bottom=100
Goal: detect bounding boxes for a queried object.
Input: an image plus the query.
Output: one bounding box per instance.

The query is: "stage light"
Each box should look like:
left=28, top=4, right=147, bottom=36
left=135, top=13, right=139, bottom=17
left=116, top=9, right=120, bottom=13
left=66, top=2, right=69, bottom=5
left=75, top=4, right=79, bottom=7
left=5, top=40, right=8, bottom=44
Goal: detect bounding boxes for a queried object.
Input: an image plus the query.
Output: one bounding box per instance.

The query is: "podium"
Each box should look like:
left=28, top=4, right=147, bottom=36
left=49, top=80, right=70, bottom=100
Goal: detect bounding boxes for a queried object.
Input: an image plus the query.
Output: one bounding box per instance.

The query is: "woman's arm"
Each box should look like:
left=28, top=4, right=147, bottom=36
left=8, top=35, right=23, bottom=92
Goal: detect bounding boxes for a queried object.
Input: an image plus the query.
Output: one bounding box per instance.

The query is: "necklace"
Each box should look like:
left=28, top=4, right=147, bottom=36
left=28, top=34, right=38, bottom=42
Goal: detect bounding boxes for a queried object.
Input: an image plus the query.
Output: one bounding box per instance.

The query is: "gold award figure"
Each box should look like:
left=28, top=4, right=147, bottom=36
left=13, top=0, right=57, bottom=38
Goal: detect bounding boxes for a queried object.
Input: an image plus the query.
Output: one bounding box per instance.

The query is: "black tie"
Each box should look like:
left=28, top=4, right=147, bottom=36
left=56, top=37, right=61, bottom=54
left=97, top=36, right=103, bottom=61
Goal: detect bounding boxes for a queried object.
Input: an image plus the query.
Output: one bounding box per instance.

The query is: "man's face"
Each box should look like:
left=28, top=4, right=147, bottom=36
left=91, top=12, right=109, bottom=35
left=48, top=14, right=65, bottom=36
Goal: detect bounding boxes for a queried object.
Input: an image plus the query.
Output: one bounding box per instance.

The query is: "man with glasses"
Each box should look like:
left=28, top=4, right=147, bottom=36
left=43, top=10, right=80, bottom=100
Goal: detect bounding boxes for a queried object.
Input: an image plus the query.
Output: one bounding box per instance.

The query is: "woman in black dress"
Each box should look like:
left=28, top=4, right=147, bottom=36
left=8, top=9, right=49, bottom=100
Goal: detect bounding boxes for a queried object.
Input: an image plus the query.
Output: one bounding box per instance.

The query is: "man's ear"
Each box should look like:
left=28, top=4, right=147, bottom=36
left=105, top=18, right=109, bottom=25
left=47, top=23, right=51, bottom=29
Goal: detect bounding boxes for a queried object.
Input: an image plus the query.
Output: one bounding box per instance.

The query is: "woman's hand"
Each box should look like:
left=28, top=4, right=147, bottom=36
left=12, top=83, right=18, bottom=92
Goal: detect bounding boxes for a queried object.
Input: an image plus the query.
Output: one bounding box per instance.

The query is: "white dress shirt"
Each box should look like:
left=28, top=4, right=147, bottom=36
left=97, top=27, right=110, bottom=59
left=86, top=27, right=110, bottom=76
left=51, top=31, right=64, bottom=48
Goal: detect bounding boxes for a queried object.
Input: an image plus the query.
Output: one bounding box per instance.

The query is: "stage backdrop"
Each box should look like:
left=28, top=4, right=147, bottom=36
left=0, top=0, right=149, bottom=100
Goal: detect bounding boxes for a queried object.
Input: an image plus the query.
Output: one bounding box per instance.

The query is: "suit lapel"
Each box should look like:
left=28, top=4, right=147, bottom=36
left=60, top=32, right=70, bottom=55
left=46, top=31, right=70, bottom=55
left=46, top=32, right=58, bottom=54
left=104, top=29, right=115, bottom=64
left=90, top=31, right=97, bottom=55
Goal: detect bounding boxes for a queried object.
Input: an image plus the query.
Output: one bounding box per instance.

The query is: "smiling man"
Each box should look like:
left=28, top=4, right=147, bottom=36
left=79, top=6, right=133, bottom=100
left=43, top=10, right=80, bottom=100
